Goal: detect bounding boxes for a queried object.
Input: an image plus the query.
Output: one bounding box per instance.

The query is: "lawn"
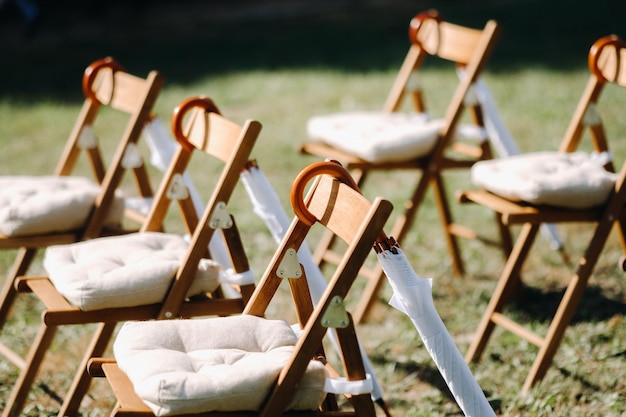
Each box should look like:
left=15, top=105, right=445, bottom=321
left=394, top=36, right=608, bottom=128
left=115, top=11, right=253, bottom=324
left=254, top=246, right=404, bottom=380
left=0, top=0, right=625, bottom=416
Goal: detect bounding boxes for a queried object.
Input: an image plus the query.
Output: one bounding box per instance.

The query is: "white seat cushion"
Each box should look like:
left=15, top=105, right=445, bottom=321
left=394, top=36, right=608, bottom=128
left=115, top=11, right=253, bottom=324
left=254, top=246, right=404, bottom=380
left=471, top=151, right=618, bottom=209
left=43, top=232, right=221, bottom=311
left=0, top=175, right=124, bottom=237
left=114, top=316, right=328, bottom=416
left=307, top=111, right=444, bottom=163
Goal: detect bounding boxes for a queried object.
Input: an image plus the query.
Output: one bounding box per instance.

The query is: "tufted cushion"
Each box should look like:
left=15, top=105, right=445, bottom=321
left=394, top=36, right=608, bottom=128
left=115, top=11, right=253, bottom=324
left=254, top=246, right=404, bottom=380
left=471, top=151, right=618, bottom=209
left=43, top=232, right=221, bottom=311
left=0, top=175, right=124, bottom=237
left=114, top=316, right=328, bottom=416
left=307, top=111, right=444, bottom=163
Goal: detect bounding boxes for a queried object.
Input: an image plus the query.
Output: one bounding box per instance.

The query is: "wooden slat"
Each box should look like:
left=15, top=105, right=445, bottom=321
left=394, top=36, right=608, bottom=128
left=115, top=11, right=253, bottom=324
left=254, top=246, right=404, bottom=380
left=0, top=342, right=26, bottom=370
left=490, top=312, right=545, bottom=347
left=102, top=363, right=152, bottom=412
left=298, top=142, right=366, bottom=165
left=102, top=361, right=361, bottom=416
left=300, top=141, right=433, bottom=172
left=458, top=189, right=604, bottom=224
left=23, top=278, right=75, bottom=311
left=0, top=232, right=79, bottom=249
left=457, top=189, right=540, bottom=216
left=43, top=304, right=160, bottom=326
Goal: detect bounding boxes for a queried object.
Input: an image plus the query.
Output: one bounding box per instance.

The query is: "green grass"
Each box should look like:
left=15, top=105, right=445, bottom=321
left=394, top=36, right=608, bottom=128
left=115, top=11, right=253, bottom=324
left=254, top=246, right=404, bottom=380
left=1, top=0, right=626, bottom=416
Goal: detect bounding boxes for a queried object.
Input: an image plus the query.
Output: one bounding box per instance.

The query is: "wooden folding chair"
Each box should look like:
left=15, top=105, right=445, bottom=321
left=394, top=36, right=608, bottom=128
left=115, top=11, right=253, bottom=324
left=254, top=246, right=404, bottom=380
left=0, top=56, right=163, bottom=338
left=457, top=35, right=626, bottom=393
left=299, top=10, right=500, bottom=322
left=88, top=160, right=393, bottom=417
left=1, top=96, right=262, bottom=417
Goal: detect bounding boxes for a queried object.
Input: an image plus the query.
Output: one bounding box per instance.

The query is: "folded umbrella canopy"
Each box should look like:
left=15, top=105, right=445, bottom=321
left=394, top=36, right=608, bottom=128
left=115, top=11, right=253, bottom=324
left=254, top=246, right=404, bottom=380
left=375, top=236, right=496, bottom=417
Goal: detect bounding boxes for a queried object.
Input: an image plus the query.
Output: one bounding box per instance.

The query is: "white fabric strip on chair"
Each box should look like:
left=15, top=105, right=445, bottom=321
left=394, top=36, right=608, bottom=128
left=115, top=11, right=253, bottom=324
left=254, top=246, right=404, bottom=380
left=43, top=232, right=221, bottom=311
left=306, top=111, right=443, bottom=163
left=114, top=315, right=328, bottom=416
left=289, top=323, right=374, bottom=396
left=0, top=175, right=125, bottom=237
left=77, top=125, right=98, bottom=149
left=123, top=196, right=155, bottom=217
left=471, top=151, right=618, bottom=209
left=324, top=373, right=374, bottom=396
left=220, top=268, right=255, bottom=286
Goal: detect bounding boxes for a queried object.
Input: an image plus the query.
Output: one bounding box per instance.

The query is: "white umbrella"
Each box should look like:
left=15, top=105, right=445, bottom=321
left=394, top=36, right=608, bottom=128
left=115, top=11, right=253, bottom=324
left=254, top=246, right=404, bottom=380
left=375, top=237, right=496, bottom=417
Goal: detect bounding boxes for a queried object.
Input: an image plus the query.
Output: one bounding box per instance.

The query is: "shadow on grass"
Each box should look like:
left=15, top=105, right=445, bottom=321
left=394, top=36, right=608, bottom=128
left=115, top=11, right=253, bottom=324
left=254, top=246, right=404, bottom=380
left=372, top=355, right=502, bottom=415
left=507, top=284, right=625, bottom=324
left=1, top=0, right=625, bottom=102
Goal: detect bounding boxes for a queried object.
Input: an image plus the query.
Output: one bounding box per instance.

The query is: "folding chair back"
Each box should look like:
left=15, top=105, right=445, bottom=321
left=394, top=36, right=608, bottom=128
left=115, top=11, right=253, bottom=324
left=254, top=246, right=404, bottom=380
left=385, top=10, right=492, bottom=117
left=21, top=56, right=160, bottom=240
left=458, top=35, right=626, bottom=393
left=0, top=57, right=163, bottom=330
left=89, top=161, right=394, bottom=416
left=0, top=96, right=261, bottom=417
left=299, top=10, right=500, bottom=322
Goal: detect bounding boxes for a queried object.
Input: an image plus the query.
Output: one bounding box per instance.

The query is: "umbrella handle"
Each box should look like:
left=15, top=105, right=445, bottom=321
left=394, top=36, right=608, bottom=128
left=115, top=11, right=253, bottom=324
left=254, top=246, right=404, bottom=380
left=82, top=57, right=124, bottom=104
left=171, top=96, right=222, bottom=152
left=290, top=160, right=360, bottom=227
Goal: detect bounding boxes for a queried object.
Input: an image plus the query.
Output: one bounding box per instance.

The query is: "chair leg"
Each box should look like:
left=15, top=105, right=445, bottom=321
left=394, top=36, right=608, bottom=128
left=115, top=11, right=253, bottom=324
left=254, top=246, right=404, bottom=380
left=522, top=217, right=616, bottom=393
left=495, top=212, right=513, bottom=258
left=0, top=248, right=37, bottom=327
left=58, top=322, right=118, bottom=417
left=615, top=218, right=626, bottom=260
left=466, top=223, right=540, bottom=363
left=522, top=272, right=589, bottom=393
left=2, top=323, right=58, bottom=417
left=432, top=172, right=464, bottom=276
left=335, top=316, right=377, bottom=417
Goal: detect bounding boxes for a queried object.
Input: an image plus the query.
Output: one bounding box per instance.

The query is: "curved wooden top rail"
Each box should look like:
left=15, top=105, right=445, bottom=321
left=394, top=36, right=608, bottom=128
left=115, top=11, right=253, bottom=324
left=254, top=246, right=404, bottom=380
left=408, top=9, right=442, bottom=51
left=82, top=57, right=124, bottom=104
left=171, top=96, right=222, bottom=152
left=589, top=35, right=626, bottom=86
left=290, top=161, right=391, bottom=248
left=290, top=161, right=360, bottom=227
left=407, top=9, right=498, bottom=66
